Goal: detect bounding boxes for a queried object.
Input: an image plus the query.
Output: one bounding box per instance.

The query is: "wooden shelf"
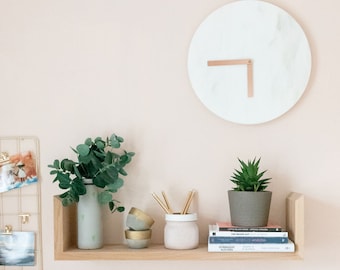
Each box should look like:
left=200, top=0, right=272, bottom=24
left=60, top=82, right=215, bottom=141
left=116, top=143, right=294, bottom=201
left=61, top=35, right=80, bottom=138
left=54, top=192, right=304, bottom=260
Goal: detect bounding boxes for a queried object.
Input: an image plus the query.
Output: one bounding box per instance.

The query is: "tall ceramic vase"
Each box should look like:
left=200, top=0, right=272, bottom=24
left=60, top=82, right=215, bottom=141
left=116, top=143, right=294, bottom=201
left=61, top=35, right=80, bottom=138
left=77, top=182, right=103, bottom=249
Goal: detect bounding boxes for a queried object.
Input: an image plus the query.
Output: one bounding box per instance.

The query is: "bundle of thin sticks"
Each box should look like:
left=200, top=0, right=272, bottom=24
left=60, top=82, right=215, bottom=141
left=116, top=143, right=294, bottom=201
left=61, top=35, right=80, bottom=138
left=152, top=190, right=196, bottom=215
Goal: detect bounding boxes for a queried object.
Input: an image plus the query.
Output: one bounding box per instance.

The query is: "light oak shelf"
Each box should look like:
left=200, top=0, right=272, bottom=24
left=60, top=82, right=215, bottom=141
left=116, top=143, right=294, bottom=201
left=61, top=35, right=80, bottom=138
left=54, top=192, right=304, bottom=260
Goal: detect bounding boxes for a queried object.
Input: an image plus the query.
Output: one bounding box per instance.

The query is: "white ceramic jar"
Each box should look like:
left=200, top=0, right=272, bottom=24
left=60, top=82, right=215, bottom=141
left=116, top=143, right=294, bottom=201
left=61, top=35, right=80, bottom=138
left=164, top=213, right=199, bottom=250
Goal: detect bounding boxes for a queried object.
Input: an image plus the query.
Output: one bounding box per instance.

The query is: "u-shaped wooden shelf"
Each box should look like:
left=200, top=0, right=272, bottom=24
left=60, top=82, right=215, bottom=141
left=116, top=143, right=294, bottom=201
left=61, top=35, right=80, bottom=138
left=54, top=192, right=304, bottom=260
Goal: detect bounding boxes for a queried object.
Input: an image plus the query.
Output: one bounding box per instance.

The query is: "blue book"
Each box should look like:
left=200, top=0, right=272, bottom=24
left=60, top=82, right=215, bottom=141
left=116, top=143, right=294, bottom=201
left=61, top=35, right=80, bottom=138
left=209, top=236, right=288, bottom=244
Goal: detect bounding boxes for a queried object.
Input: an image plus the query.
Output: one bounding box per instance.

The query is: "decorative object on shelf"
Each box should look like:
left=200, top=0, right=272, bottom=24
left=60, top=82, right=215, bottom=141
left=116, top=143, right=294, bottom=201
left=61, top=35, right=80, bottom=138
left=152, top=190, right=199, bottom=250
left=77, top=179, right=103, bottom=249
left=228, top=158, right=272, bottom=227
left=126, top=207, right=155, bottom=231
left=152, top=189, right=196, bottom=214
left=48, top=133, right=135, bottom=250
left=124, top=207, right=154, bottom=249
left=187, top=0, right=312, bottom=124
left=125, top=229, right=152, bottom=249
left=164, top=213, right=199, bottom=250
left=48, top=133, right=135, bottom=212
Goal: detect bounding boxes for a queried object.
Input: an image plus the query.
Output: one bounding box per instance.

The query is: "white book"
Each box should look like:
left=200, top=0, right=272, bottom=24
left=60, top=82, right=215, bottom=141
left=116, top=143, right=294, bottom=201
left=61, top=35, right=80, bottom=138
left=209, top=225, right=288, bottom=237
left=208, top=239, right=295, bottom=253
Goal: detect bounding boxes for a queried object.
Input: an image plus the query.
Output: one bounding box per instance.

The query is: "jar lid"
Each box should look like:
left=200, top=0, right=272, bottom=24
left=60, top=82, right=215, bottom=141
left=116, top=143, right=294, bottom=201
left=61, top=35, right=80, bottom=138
left=165, top=213, right=197, bottom=221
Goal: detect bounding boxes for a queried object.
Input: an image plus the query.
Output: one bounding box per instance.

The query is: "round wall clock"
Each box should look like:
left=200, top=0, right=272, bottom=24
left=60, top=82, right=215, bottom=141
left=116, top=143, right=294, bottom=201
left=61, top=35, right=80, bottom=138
left=187, top=0, right=312, bottom=124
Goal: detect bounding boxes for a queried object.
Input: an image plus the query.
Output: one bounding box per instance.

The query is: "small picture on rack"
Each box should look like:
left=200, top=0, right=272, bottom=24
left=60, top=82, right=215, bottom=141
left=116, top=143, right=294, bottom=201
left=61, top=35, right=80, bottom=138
left=0, top=231, right=35, bottom=266
left=0, top=151, right=38, bottom=193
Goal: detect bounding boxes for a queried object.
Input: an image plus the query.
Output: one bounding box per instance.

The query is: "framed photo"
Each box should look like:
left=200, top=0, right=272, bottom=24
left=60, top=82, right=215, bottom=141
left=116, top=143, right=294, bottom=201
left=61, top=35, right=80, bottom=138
left=0, top=151, right=38, bottom=193
left=0, top=231, right=35, bottom=266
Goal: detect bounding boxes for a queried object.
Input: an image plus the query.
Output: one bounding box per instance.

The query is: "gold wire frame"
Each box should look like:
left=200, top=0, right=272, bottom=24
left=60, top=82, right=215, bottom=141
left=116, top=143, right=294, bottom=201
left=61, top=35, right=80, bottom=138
left=0, top=136, right=43, bottom=270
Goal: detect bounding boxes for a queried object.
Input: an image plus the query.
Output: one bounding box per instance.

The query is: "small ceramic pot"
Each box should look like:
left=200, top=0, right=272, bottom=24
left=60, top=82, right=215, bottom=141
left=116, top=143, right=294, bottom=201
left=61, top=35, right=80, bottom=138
left=125, top=229, right=152, bottom=249
left=126, top=207, right=155, bottom=231
left=164, top=213, right=199, bottom=250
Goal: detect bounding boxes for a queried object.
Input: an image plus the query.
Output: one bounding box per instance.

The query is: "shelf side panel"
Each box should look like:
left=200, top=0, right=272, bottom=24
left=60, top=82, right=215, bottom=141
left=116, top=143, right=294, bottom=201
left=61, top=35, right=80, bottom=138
left=286, top=192, right=304, bottom=258
left=54, top=196, right=77, bottom=259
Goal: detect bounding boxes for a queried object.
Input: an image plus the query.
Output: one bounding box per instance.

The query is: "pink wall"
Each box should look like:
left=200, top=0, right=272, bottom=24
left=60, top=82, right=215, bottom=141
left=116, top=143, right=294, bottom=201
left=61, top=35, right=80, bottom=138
left=1, top=0, right=339, bottom=269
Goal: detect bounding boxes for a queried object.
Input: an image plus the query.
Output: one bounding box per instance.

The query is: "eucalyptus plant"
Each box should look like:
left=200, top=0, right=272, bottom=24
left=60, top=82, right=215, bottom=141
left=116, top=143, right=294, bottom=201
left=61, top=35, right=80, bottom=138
left=230, top=157, right=271, bottom=192
left=48, top=133, right=135, bottom=212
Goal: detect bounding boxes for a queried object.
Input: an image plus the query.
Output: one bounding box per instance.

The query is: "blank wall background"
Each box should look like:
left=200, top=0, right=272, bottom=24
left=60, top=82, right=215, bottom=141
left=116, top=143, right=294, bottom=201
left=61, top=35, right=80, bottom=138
left=1, top=0, right=339, bottom=269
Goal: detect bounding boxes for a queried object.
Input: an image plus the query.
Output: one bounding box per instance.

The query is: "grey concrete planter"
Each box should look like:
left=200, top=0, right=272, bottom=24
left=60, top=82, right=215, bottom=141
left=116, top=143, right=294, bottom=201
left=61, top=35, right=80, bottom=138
left=228, top=190, right=272, bottom=227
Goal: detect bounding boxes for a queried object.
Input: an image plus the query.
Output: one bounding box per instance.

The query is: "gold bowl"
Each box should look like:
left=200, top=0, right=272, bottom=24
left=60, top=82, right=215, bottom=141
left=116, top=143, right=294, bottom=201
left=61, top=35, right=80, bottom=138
left=126, top=207, right=155, bottom=230
left=125, top=229, right=152, bottom=249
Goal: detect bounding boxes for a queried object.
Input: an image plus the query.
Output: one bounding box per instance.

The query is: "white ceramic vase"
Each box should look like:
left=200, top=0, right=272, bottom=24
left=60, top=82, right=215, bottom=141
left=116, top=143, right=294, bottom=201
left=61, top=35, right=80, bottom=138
left=77, top=183, right=103, bottom=249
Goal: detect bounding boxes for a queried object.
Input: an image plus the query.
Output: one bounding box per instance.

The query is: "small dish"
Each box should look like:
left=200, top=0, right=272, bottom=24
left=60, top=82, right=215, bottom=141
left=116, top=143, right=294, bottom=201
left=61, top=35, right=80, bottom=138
left=126, top=207, right=154, bottom=231
left=125, top=229, right=152, bottom=249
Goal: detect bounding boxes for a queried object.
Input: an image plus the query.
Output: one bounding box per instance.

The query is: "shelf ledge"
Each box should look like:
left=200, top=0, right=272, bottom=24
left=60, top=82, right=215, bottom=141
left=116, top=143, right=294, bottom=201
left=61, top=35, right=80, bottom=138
left=54, top=192, right=304, bottom=260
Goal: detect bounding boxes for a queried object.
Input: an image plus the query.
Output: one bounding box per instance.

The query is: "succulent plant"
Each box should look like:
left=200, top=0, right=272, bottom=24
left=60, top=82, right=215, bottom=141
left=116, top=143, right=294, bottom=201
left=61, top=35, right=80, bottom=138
left=48, top=133, right=135, bottom=212
left=230, top=157, right=271, bottom=192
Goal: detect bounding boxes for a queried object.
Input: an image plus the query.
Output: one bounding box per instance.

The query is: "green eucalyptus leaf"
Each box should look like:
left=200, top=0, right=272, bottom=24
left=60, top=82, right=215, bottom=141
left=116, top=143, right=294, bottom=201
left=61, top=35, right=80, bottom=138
left=104, top=151, right=113, bottom=164
left=77, top=144, right=90, bottom=156
left=53, top=159, right=60, bottom=169
left=98, top=191, right=112, bottom=204
left=119, top=168, right=127, bottom=176
left=59, top=181, right=70, bottom=189
left=117, top=206, right=125, bottom=212
left=107, top=178, right=124, bottom=191
left=61, top=159, right=76, bottom=172
left=105, top=166, right=118, bottom=180
left=95, top=139, right=105, bottom=149
left=56, top=172, right=72, bottom=188
left=62, top=197, right=72, bottom=207
left=109, top=201, right=115, bottom=212
left=110, top=134, right=120, bottom=148
left=85, top=138, right=92, bottom=146
left=72, top=178, right=86, bottom=195
left=93, top=174, right=106, bottom=188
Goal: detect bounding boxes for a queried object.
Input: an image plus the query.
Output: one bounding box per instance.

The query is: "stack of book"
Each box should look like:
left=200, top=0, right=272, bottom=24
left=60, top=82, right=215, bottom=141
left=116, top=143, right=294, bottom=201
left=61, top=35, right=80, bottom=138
left=208, top=222, right=295, bottom=252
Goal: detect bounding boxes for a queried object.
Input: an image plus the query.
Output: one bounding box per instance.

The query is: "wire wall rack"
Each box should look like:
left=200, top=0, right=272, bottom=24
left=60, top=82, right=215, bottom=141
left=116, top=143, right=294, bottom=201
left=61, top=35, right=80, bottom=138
left=0, top=136, right=42, bottom=270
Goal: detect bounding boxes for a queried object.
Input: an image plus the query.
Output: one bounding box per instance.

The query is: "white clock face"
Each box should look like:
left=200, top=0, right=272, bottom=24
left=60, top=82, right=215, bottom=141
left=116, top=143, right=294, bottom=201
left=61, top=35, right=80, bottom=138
left=187, top=0, right=312, bottom=124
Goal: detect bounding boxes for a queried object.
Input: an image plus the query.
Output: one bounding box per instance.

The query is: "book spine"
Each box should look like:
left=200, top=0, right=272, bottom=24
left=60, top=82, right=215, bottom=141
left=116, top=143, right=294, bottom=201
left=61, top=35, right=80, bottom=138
left=208, top=242, right=295, bottom=252
left=209, top=236, right=289, bottom=244
left=218, top=227, right=282, bottom=232
left=209, top=230, right=288, bottom=237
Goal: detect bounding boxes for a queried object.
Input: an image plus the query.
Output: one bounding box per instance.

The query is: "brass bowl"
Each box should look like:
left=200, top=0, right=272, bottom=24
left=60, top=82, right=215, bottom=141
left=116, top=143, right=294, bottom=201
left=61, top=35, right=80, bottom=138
left=125, top=229, right=152, bottom=249
left=125, top=229, right=152, bottom=240
left=126, top=207, right=155, bottom=230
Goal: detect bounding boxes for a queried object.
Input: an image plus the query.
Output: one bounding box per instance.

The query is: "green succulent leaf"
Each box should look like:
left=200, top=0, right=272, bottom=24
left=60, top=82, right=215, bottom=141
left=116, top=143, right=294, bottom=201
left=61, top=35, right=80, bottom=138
left=229, top=157, right=271, bottom=192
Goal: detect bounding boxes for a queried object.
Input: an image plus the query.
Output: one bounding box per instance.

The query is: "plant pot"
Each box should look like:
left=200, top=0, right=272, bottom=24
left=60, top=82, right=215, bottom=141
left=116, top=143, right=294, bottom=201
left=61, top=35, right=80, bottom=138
left=228, top=190, right=272, bottom=227
left=77, top=183, right=103, bottom=249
